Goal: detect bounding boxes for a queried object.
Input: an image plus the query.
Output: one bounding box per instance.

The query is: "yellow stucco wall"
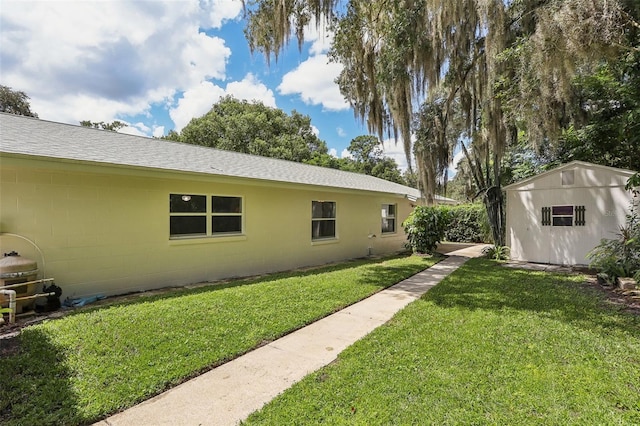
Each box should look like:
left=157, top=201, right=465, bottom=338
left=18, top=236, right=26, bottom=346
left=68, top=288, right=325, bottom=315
left=0, top=157, right=414, bottom=298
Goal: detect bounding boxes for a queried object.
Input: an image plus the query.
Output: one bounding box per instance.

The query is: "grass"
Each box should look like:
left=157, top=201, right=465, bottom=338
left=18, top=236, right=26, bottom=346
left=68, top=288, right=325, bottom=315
left=0, top=253, right=438, bottom=426
left=245, top=258, right=640, bottom=425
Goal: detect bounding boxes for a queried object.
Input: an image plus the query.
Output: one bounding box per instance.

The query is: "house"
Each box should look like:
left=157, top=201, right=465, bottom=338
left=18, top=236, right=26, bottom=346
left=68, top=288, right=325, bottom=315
left=504, top=161, right=637, bottom=265
left=0, top=113, right=422, bottom=298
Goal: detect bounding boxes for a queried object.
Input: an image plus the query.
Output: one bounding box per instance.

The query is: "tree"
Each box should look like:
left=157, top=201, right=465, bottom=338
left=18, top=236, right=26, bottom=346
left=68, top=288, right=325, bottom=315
left=80, top=120, right=127, bottom=132
left=554, top=52, right=640, bottom=171
left=345, top=135, right=405, bottom=184
left=347, top=135, right=383, bottom=167
left=169, top=96, right=329, bottom=163
left=243, top=0, right=637, bottom=245
left=0, top=85, right=38, bottom=117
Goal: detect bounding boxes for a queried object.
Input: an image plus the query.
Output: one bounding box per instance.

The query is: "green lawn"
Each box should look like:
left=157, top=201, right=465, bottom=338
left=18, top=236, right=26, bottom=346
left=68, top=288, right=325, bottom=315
left=245, top=258, right=640, bottom=425
left=0, top=254, right=437, bottom=426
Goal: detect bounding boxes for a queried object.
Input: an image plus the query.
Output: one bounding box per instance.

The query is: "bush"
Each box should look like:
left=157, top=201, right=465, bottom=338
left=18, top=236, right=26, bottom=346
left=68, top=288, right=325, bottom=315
left=403, top=206, right=449, bottom=254
left=441, top=204, right=492, bottom=243
left=482, top=245, right=510, bottom=261
left=587, top=224, right=640, bottom=281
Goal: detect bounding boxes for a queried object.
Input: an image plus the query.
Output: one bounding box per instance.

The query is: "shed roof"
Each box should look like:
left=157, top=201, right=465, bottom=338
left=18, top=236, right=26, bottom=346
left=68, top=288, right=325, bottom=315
left=503, top=160, right=637, bottom=191
left=0, top=113, right=422, bottom=199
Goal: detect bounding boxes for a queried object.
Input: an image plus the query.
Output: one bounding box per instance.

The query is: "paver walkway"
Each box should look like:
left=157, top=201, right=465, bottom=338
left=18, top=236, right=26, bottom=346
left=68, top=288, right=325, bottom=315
left=96, top=254, right=474, bottom=426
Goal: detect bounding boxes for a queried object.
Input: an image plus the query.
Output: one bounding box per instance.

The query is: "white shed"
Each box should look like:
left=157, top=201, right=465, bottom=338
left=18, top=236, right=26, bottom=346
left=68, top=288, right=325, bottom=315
left=504, top=161, right=637, bottom=265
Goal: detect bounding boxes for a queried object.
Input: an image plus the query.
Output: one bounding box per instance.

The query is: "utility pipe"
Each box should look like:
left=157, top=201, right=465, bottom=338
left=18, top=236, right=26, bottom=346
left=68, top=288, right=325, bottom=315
left=0, top=289, right=16, bottom=324
left=0, top=278, right=54, bottom=291
left=14, top=292, right=56, bottom=302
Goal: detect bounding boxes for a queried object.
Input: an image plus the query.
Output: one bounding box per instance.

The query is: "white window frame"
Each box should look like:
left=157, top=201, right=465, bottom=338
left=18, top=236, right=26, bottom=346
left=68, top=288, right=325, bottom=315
left=381, top=203, right=397, bottom=234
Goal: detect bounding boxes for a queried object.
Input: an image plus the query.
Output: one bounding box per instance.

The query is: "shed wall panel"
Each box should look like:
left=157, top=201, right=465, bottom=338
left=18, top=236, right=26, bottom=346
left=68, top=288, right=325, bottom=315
left=506, top=163, right=635, bottom=265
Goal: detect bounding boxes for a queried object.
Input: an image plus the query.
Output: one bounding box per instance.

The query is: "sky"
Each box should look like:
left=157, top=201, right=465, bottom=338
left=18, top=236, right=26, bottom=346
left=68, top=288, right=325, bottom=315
left=1, top=0, right=462, bottom=174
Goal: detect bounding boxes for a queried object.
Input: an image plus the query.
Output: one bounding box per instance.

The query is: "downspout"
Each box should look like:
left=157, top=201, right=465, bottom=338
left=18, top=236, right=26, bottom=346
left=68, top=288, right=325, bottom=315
left=0, top=289, right=16, bottom=324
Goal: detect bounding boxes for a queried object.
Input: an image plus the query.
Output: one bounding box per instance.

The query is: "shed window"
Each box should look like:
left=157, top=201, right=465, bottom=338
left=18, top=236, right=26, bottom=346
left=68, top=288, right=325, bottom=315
left=552, top=205, right=574, bottom=226
left=541, top=205, right=585, bottom=227
left=561, top=170, right=575, bottom=186
left=170, top=194, right=243, bottom=238
left=381, top=204, right=396, bottom=233
left=312, top=201, right=336, bottom=240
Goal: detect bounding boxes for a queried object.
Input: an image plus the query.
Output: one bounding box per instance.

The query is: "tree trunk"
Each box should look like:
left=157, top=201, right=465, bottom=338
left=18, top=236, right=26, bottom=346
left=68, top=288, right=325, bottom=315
left=483, top=185, right=505, bottom=246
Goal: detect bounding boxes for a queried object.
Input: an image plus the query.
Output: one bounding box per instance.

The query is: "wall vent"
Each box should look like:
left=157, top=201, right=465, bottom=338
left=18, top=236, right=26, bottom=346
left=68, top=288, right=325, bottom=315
left=561, top=170, right=575, bottom=186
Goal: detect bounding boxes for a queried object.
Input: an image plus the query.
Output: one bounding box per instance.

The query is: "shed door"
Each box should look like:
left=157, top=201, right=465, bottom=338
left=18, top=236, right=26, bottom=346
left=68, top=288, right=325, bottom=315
left=507, top=190, right=550, bottom=263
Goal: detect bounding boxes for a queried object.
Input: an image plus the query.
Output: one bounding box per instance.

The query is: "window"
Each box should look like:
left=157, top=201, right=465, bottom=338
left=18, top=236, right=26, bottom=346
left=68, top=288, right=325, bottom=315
left=312, top=201, right=336, bottom=240
left=170, top=194, right=243, bottom=238
left=212, top=196, right=242, bottom=234
left=381, top=204, right=396, bottom=233
left=552, top=205, right=573, bottom=226
left=170, top=194, right=207, bottom=236
left=541, top=205, right=585, bottom=227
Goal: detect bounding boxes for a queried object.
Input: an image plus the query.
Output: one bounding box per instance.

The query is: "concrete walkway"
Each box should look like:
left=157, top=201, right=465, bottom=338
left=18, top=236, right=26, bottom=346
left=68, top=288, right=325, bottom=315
left=96, top=254, right=473, bottom=426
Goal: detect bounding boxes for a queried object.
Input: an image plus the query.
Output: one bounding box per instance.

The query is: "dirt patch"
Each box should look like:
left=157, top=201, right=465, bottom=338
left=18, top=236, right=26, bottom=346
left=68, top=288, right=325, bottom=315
left=582, top=276, right=640, bottom=316
left=0, top=335, right=21, bottom=357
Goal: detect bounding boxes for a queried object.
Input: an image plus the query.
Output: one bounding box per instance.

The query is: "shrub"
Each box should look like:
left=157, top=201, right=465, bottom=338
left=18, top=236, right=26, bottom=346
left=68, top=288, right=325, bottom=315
left=441, top=204, right=492, bottom=243
left=482, top=245, right=510, bottom=261
left=587, top=225, right=639, bottom=281
left=403, top=206, right=449, bottom=254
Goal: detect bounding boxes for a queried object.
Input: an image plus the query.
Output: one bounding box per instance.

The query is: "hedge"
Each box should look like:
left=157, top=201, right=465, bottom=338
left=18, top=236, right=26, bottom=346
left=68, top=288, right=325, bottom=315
left=440, top=203, right=492, bottom=243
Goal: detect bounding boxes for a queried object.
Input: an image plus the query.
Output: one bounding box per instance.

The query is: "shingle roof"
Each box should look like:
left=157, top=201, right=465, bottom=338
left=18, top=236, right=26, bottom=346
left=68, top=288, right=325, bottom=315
left=0, top=113, right=422, bottom=199
left=502, top=160, right=637, bottom=190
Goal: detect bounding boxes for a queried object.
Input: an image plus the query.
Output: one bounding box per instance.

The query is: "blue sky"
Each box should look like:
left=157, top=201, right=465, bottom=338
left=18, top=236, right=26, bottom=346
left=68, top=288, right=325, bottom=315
left=1, top=0, right=417, bottom=170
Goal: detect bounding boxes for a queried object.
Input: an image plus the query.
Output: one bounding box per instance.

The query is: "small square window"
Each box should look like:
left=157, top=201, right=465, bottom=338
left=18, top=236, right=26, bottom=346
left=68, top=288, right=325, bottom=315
left=561, top=170, right=575, bottom=186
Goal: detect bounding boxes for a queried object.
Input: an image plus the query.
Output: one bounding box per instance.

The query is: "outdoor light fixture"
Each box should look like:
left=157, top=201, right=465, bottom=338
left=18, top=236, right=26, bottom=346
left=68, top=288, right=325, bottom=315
left=181, top=195, right=191, bottom=202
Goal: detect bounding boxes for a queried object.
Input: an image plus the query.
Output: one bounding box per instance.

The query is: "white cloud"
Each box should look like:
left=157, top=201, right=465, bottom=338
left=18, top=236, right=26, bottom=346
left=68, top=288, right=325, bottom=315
left=328, top=148, right=354, bottom=159
left=337, top=127, right=346, bottom=137
left=381, top=138, right=413, bottom=172
left=200, top=0, right=244, bottom=29
left=225, top=74, right=277, bottom=107
left=303, top=18, right=334, bottom=55
left=153, top=126, right=166, bottom=138
left=0, top=0, right=238, bottom=127
left=169, top=81, right=226, bottom=132
left=120, top=126, right=148, bottom=137
left=168, top=73, right=277, bottom=132
left=311, top=125, right=320, bottom=137
left=278, top=54, right=348, bottom=111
